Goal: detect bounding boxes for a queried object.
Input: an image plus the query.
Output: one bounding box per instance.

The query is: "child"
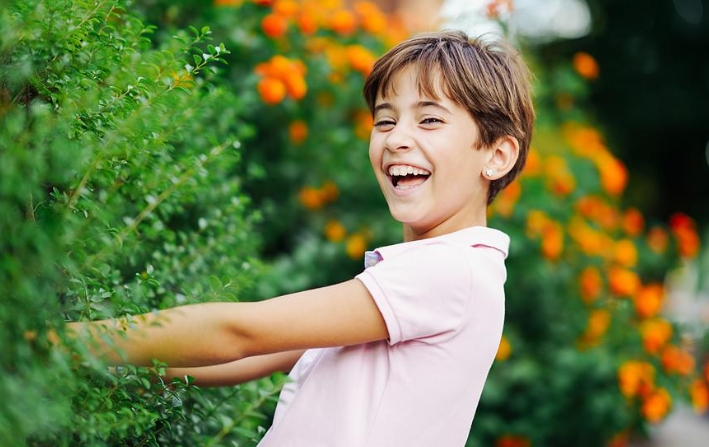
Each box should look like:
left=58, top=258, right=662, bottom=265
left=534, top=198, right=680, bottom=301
left=68, top=30, right=534, bottom=446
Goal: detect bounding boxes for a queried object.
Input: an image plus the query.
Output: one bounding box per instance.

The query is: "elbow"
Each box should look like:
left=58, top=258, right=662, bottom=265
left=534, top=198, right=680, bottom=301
left=218, top=302, right=271, bottom=362
left=218, top=313, right=255, bottom=364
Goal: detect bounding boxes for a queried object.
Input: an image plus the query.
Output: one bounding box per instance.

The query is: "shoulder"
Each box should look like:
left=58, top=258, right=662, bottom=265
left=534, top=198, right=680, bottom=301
left=355, top=235, right=500, bottom=344
left=364, top=226, right=509, bottom=279
left=362, top=239, right=472, bottom=285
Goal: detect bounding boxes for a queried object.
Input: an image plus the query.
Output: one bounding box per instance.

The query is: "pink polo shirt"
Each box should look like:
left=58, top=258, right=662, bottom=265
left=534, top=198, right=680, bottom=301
left=257, top=226, right=509, bottom=447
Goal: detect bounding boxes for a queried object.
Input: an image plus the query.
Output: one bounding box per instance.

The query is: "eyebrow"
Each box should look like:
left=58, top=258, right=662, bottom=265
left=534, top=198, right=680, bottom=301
left=417, top=100, right=452, bottom=114
left=373, top=100, right=452, bottom=115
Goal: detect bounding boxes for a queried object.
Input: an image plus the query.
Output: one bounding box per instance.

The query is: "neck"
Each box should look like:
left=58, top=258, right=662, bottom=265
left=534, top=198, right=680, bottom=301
left=402, top=216, right=488, bottom=242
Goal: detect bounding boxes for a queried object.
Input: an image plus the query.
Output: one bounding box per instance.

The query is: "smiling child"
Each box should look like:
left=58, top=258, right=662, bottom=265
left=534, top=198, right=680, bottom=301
left=67, top=30, right=535, bottom=447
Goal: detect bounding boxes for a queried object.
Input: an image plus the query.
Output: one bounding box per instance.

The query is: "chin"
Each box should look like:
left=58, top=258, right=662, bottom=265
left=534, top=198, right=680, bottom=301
left=390, top=212, right=430, bottom=231
left=387, top=205, right=419, bottom=223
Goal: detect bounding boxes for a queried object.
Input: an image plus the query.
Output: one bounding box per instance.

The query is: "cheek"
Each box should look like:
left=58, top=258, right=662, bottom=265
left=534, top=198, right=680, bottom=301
left=368, top=138, right=382, bottom=166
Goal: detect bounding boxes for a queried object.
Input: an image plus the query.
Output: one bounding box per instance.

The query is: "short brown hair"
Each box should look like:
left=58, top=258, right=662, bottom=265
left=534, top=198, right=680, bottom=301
left=363, top=30, right=535, bottom=204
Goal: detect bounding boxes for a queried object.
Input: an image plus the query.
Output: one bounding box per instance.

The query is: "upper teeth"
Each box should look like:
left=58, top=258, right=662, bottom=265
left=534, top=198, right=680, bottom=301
left=388, top=165, right=430, bottom=176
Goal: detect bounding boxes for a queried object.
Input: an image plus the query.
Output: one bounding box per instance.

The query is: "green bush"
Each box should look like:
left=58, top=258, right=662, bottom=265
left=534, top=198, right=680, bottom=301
left=0, top=0, right=281, bottom=445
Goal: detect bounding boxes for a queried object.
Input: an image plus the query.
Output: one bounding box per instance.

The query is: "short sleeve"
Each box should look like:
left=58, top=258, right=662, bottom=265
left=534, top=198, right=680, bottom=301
left=355, top=243, right=473, bottom=345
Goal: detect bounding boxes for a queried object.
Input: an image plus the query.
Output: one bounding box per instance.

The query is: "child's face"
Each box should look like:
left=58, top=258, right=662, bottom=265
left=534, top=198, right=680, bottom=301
left=369, top=65, right=492, bottom=240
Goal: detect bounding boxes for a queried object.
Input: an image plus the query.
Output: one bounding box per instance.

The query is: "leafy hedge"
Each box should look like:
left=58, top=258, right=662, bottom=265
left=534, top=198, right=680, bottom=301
left=1, top=1, right=707, bottom=446
left=1, top=1, right=278, bottom=445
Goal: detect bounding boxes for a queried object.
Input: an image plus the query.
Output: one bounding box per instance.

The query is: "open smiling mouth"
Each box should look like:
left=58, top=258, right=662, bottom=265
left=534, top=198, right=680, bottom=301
left=388, top=165, right=431, bottom=190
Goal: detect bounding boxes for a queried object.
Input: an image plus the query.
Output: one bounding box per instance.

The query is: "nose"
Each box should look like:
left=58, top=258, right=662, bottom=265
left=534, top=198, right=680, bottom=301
left=384, top=122, right=414, bottom=152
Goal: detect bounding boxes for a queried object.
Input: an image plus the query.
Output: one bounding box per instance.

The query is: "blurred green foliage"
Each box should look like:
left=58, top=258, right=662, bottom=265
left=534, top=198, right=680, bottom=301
left=539, top=0, right=709, bottom=226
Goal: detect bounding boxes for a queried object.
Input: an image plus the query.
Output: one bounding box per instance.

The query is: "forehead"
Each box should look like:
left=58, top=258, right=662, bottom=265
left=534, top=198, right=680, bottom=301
left=375, top=63, right=450, bottom=103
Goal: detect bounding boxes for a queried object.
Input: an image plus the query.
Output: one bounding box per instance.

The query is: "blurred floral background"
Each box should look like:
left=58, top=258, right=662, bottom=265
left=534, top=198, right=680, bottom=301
left=1, top=0, right=707, bottom=446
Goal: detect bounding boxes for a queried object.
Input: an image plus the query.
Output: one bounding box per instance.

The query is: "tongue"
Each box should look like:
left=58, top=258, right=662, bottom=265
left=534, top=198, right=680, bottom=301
left=396, top=174, right=428, bottom=189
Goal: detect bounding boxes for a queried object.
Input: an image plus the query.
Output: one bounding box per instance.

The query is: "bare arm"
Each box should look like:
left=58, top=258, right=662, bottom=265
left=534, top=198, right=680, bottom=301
left=68, top=278, right=387, bottom=368
left=162, top=350, right=305, bottom=387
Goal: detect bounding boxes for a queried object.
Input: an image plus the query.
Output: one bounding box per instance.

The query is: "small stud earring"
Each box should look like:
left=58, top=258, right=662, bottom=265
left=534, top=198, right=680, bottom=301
left=484, top=169, right=494, bottom=177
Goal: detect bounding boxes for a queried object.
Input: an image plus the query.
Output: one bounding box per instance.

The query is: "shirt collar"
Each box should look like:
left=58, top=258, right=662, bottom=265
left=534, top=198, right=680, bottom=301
left=363, top=226, right=510, bottom=268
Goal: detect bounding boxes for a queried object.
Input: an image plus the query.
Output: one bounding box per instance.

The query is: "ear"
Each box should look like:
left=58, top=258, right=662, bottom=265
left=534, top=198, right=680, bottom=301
left=482, top=136, right=519, bottom=180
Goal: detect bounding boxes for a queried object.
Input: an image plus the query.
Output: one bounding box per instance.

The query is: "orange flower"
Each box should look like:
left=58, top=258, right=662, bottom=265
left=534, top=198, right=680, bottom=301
left=262, top=13, right=289, bottom=38
left=284, top=74, right=307, bottom=100
left=492, top=180, right=521, bottom=218
left=551, top=171, right=576, bottom=196
left=622, top=208, right=644, bottom=236
left=353, top=1, right=378, bottom=14
left=215, top=0, right=244, bottom=6
left=355, top=1, right=387, bottom=34
left=296, top=13, right=318, bottom=34
left=252, top=0, right=274, bottom=5
left=572, top=51, right=599, bottom=80
left=324, top=219, right=347, bottom=242
left=607, top=267, right=641, bottom=297
left=669, top=212, right=701, bottom=258
left=633, top=283, right=664, bottom=319
left=596, top=153, right=628, bottom=196
left=346, top=232, right=368, bottom=260
left=575, top=196, right=618, bottom=230
left=670, top=212, right=695, bottom=229
left=255, top=55, right=287, bottom=78
left=273, top=0, right=298, bottom=17
left=661, top=345, right=695, bottom=376
left=607, top=431, right=630, bottom=447
left=641, top=387, right=672, bottom=423
left=690, top=379, right=709, bottom=413
left=297, top=181, right=338, bottom=210
left=255, top=56, right=307, bottom=103
left=288, top=120, right=308, bottom=145
left=575, top=195, right=605, bottom=217
left=322, top=43, right=348, bottom=72
left=544, top=155, right=575, bottom=196
left=647, top=226, right=669, bottom=254
left=526, top=210, right=549, bottom=235
left=292, top=59, right=307, bottom=76
left=257, top=77, right=287, bottom=105
left=613, top=239, right=638, bottom=267
left=495, top=434, right=530, bottom=447
left=618, top=360, right=655, bottom=398
left=320, top=180, right=339, bottom=202
left=581, top=308, right=611, bottom=346
left=579, top=266, right=603, bottom=304
left=298, top=186, right=324, bottom=210
left=569, top=217, right=612, bottom=257
left=640, top=318, right=673, bottom=355
left=329, top=10, right=357, bottom=35
left=523, top=148, right=541, bottom=176
left=563, top=122, right=606, bottom=157
left=525, top=211, right=563, bottom=260
left=346, top=45, right=376, bottom=76
left=496, top=335, right=512, bottom=361
left=541, top=220, right=564, bottom=260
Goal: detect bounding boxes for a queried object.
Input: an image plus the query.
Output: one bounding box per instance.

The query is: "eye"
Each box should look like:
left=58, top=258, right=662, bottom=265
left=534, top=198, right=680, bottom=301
left=374, top=119, right=395, bottom=130
left=420, top=117, right=443, bottom=126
